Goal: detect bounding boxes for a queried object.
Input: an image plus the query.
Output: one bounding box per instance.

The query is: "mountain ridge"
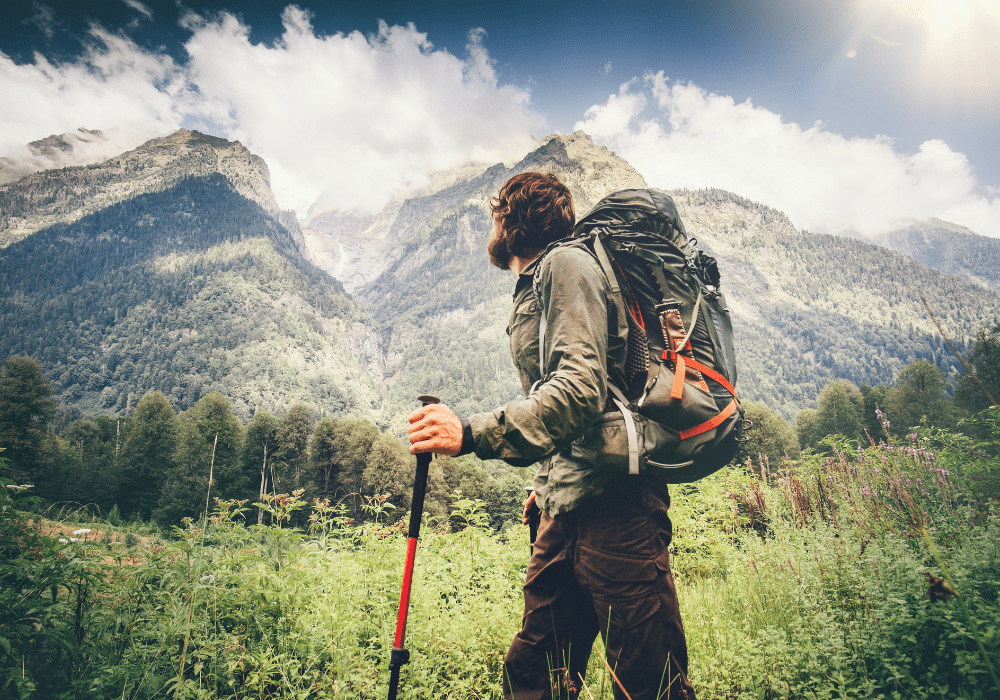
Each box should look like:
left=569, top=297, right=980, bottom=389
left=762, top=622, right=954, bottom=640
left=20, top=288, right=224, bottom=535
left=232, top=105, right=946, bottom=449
left=3, top=128, right=998, bottom=427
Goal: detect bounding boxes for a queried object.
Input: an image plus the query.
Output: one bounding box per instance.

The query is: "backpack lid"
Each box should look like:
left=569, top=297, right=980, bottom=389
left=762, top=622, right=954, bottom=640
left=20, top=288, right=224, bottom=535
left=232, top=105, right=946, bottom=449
left=574, top=189, right=696, bottom=260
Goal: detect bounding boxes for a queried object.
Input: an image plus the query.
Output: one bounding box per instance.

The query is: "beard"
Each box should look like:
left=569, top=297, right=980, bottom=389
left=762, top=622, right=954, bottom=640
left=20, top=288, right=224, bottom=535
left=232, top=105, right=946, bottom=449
left=487, top=221, right=511, bottom=270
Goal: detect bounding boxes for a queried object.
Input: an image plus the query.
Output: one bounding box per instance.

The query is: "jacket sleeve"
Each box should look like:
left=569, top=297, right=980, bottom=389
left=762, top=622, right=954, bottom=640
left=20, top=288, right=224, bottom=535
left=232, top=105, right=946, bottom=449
left=467, top=247, right=608, bottom=465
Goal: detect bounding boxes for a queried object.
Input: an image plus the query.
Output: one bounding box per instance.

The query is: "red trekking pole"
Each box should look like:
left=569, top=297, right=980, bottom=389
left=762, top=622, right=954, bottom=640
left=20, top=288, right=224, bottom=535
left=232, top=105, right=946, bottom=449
left=387, top=394, right=438, bottom=700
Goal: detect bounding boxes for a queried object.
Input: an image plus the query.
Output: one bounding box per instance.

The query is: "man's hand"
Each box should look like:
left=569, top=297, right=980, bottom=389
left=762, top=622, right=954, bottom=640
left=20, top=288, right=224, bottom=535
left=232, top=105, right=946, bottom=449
left=522, top=490, right=537, bottom=525
left=407, top=403, right=463, bottom=456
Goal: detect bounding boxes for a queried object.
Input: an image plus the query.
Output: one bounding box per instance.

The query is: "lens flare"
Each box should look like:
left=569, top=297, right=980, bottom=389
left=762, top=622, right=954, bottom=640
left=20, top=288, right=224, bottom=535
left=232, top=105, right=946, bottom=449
left=860, top=0, right=1000, bottom=107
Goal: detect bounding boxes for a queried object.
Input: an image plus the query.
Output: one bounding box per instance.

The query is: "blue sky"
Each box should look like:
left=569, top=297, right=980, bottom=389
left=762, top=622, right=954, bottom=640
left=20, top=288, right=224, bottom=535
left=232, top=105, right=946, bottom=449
left=2, top=0, right=998, bottom=235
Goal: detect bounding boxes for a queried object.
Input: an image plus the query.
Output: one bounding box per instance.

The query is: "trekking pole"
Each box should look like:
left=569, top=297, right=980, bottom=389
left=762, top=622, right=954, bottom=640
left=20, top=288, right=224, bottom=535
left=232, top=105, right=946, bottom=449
left=387, top=394, right=438, bottom=700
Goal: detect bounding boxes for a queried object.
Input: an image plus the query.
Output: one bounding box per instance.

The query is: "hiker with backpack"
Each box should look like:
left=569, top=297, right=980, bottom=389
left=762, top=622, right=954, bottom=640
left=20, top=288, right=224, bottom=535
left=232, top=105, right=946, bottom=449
left=408, top=172, right=742, bottom=700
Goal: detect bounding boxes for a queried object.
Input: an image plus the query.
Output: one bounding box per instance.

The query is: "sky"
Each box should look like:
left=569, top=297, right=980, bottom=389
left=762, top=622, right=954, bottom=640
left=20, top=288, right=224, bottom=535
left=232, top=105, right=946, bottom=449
left=1, top=0, right=998, bottom=237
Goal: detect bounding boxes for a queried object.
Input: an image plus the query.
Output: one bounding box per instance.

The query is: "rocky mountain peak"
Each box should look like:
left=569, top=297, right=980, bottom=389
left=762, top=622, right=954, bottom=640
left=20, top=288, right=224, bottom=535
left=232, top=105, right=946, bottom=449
left=518, top=131, right=647, bottom=212
left=0, top=129, right=286, bottom=248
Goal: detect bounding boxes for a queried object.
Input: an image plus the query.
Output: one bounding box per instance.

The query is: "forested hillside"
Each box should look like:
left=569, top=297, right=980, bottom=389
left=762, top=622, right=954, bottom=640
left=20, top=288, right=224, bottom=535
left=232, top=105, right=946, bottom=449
left=871, top=217, right=1000, bottom=292
left=0, top=173, right=382, bottom=421
left=672, top=189, right=1000, bottom=416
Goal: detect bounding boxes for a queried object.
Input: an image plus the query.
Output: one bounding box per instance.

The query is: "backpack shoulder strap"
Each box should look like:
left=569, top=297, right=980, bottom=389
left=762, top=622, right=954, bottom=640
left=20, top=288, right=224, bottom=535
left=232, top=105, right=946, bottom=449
left=532, top=233, right=630, bottom=378
left=531, top=234, right=641, bottom=476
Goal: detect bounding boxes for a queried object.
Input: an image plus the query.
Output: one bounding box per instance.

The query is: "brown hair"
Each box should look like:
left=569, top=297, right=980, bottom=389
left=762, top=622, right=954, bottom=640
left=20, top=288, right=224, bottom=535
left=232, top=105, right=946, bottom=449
left=487, top=172, right=575, bottom=270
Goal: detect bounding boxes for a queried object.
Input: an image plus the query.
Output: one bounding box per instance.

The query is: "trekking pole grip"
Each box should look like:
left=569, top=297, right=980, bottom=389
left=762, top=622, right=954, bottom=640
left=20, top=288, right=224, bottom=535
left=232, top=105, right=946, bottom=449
left=408, top=395, right=438, bottom=539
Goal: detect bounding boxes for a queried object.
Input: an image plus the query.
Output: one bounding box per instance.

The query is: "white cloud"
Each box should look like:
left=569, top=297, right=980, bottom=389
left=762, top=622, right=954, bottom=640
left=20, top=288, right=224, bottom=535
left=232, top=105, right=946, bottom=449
left=0, top=26, right=190, bottom=163
left=122, top=0, right=154, bottom=20
left=0, top=7, right=542, bottom=216
left=180, top=8, right=541, bottom=213
left=575, top=71, right=1000, bottom=237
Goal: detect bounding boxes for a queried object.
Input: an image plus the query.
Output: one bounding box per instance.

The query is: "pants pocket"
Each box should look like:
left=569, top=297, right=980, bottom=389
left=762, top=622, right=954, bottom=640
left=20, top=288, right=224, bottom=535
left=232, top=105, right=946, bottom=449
left=578, top=544, right=662, bottom=630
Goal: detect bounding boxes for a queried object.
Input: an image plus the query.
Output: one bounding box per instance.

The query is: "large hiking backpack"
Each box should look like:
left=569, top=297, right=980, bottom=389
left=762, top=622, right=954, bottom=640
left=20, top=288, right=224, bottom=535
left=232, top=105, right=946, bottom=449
left=536, top=189, right=744, bottom=483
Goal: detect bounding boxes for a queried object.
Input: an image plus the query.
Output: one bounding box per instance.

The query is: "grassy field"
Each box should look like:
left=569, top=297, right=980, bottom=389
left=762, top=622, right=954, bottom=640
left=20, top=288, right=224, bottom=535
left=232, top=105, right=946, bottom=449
left=2, top=417, right=999, bottom=699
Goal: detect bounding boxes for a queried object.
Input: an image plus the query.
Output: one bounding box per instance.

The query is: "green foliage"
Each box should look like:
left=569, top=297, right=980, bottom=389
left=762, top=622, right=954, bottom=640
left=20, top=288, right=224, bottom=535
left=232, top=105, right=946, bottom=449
left=57, top=414, right=124, bottom=511
left=737, top=401, right=800, bottom=465
left=154, top=392, right=244, bottom=523
left=955, top=324, right=1000, bottom=414
left=307, top=416, right=380, bottom=500
left=860, top=383, right=891, bottom=441
left=119, top=391, right=178, bottom=519
left=359, top=433, right=414, bottom=514
left=797, top=381, right=864, bottom=452
left=242, top=410, right=281, bottom=523
left=3, top=420, right=1000, bottom=699
left=0, top=474, right=103, bottom=699
left=0, top=356, right=58, bottom=483
left=274, top=403, right=314, bottom=493
left=887, top=359, right=956, bottom=435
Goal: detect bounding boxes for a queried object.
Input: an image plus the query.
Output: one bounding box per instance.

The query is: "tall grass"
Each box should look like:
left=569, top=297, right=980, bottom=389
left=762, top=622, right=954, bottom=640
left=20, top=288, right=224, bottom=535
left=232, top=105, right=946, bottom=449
left=1, top=414, right=998, bottom=699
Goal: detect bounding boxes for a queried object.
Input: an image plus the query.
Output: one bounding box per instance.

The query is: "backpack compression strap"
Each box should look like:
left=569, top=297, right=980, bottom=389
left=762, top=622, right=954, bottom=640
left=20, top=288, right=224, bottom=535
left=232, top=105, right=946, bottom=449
left=665, top=342, right=739, bottom=440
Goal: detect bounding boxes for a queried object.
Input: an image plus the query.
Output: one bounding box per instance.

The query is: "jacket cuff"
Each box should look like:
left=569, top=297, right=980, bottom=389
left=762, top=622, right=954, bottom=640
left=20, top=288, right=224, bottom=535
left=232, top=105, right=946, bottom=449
left=457, top=417, right=475, bottom=456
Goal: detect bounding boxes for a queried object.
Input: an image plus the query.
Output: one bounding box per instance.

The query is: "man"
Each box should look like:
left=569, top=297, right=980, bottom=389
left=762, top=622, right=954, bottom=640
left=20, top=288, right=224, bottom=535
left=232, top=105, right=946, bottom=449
left=408, top=172, right=696, bottom=700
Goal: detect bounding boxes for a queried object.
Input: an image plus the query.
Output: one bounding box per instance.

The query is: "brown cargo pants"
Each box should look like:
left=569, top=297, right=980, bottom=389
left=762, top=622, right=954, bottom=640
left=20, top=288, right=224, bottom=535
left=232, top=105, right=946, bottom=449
left=502, top=478, right=696, bottom=700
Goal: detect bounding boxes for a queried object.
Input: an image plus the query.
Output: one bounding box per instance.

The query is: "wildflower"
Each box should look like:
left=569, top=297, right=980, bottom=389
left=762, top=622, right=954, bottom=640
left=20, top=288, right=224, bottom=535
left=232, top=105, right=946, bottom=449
left=875, top=408, right=883, bottom=419
left=69, top=537, right=79, bottom=542
left=910, top=433, right=918, bottom=442
left=72, top=528, right=91, bottom=536
left=58, top=538, right=67, bottom=544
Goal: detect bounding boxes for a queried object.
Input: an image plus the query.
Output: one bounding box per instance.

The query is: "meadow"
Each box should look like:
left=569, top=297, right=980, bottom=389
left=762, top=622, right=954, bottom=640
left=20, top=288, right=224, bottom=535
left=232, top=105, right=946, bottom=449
left=2, top=413, right=998, bottom=700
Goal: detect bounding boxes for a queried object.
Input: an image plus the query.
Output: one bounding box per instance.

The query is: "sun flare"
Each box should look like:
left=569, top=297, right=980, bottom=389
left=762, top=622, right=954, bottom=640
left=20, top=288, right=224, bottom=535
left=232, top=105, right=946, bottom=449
left=860, top=0, right=1000, bottom=106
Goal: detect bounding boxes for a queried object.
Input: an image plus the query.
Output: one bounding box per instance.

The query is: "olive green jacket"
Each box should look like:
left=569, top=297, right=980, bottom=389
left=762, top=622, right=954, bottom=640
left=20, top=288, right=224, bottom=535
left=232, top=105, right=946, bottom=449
left=466, top=245, right=628, bottom=516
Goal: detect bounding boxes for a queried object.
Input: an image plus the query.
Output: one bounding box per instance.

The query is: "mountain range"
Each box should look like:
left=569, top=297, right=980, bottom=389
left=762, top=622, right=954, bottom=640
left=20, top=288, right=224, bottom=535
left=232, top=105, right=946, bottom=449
left=2, top=129, right=998, bottom=426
